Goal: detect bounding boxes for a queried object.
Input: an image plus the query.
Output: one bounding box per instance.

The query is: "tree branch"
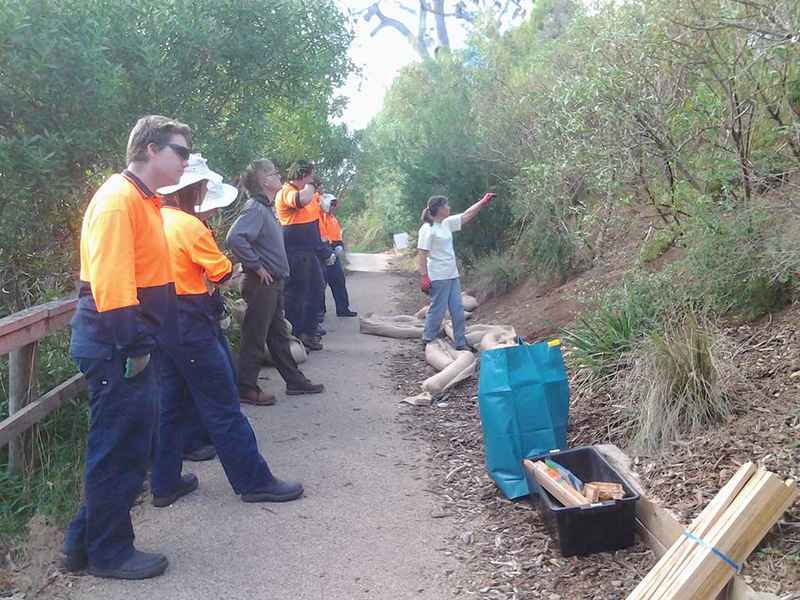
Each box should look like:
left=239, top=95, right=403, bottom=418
left=364, top=2, right=431, bottom=58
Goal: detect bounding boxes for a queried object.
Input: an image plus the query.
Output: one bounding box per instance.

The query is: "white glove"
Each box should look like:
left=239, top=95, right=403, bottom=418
left=333, top=245, right=344, bottom=256
left=219, top=315, right=232, bottom=330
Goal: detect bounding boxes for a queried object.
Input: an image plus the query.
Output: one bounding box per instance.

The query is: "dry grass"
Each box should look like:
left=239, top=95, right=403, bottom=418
left=616, top=312, right=739, bottom=452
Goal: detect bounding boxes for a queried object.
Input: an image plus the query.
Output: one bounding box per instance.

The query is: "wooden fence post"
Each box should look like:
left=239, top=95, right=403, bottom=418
left=8, top=341, right=37, bottom=475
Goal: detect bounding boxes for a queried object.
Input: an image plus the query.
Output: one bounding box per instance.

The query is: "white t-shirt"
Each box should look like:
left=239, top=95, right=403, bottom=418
left=417, top=214, right=463, bottom=281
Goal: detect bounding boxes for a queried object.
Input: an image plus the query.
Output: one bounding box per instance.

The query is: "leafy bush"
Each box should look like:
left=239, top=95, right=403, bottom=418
left=0, top=0, right=355, bottom=316
left=681, top=209, right=796, bottom=319
left=618, top=313, right=736, bottom=452
left=467, top=251, right=526, bottom=302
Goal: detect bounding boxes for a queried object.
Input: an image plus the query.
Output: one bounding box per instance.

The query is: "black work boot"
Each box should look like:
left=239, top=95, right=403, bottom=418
left=241, top=478, right=304, bottom=503
left=88, top=550, right=168, bottom=580
left=299, top=334, right=323, bottom=351
left=152, top=473, right=199, bottom=508
left=286, top=379, right=324, bottom=395
left=61, top=548, right=88, bottom=573
left=182, top=444, right=216, bottom=462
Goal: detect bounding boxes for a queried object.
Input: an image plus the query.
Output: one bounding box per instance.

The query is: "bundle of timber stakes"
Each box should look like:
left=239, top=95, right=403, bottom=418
left=627, top=462, right=797, bottom=600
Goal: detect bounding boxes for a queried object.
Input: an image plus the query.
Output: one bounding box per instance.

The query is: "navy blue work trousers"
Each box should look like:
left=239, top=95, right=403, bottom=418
left=64, top=347, right=159, bottom=570
left=326, top=256, right=351, bottom=315
left=285, top=251, right=324, bottom=336
left=151, top=335, right=274, bottom=497
left=181, top=327, right=235, bottom=453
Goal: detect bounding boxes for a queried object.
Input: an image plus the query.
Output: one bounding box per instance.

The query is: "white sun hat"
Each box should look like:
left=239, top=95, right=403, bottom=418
left=196, top=180, right=238, bottom=213
left=320, top=193, right=337, bottom=213
left=157, top=153, right=223, bottom=195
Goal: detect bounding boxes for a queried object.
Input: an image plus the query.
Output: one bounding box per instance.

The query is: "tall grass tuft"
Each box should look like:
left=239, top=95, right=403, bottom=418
left=619, top=313, right=736, bottom=452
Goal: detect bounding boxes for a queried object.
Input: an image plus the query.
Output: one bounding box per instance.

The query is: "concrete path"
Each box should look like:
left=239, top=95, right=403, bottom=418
left=344, top=252, right=395, bottom=273
left=69, top=270, right=457, bottom=600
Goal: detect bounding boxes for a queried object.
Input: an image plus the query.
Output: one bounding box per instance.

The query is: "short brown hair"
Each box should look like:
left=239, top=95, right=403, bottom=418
left=126, top=115, right=193, bottom=163
left=286, top=160, right=314, bottom=181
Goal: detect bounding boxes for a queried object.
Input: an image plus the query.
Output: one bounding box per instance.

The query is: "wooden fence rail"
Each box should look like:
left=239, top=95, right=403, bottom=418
left=0, top=297, right=85, bottom=474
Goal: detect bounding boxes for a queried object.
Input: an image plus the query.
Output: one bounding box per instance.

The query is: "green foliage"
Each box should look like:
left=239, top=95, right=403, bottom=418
left=350, top=0, right=800, bottom=301
left=1, top=331, right=88, bottom=540
left=639, top=228, right=676, bottom=264
left=466, top=251, right=525, bottom=302
left=681, top=209, right=795, bottom=319
left=345, top=210, right=392, bottom=253
left=0, top=0, right=355, bottom=315
left=563, top=302, right=657, bottom=375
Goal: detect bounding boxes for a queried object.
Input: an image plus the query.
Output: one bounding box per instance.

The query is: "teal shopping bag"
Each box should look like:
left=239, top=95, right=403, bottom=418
left=477, top=339, right=570, bottom=499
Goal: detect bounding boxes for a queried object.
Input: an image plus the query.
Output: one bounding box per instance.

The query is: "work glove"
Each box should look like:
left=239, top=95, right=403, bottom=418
left=480, top=192, right=496, bottom=207
left=325, top=254, right=337, bottom=266
left=333, top=244, right=345, bottom=257
left=124, top=354, right=150, bottom=379
left=421, top=274, right=432, bottom=294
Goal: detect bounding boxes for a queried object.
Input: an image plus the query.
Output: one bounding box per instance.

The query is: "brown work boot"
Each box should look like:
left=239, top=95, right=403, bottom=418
left=299, top=333, right=323, bottom=351
left=239, top=388, right=276, bottom=406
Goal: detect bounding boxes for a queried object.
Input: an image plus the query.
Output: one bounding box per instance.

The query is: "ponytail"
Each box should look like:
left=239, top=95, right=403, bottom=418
left=422, top=195, right=448, bottom=224
left=421, top=207, right=433, bottom=224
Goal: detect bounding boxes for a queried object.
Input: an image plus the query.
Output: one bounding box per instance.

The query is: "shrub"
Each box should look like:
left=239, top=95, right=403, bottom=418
left=467, top=251, right=525, bottom=302
left=618, top=313, right=736, bottom=452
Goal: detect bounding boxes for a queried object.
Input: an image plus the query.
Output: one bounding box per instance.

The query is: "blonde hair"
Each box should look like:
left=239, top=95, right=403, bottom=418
left=238, top=159, right=277, bottom=197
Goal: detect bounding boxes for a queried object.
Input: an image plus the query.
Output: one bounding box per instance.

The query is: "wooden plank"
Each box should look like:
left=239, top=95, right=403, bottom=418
left=7, top=343, right=37, bottom=474
left=524, top=460, right=589, bottom=507
left=0, top=298, right=77, bottom=355
left=0, top=373, right=85, bottom=448
left=595, top=445, right=777, bottom=600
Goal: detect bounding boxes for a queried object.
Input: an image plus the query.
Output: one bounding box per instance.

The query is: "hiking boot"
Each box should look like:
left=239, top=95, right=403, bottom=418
left=152, top=473, right=199, bottom=508
left=61, top=548, right=88, bottom=573
left=239, top=388, right=276, bottom=406
left=241, top=478, right=304, bottom=503
left=299, top=334, right=323, bottom=351
left=286, top=380, right=324, bottom=395
left=87, top=550, right=168, bottom=580
left=183, top=444, right=216, bottom=462
left=337, top=309, right=358, bottom=317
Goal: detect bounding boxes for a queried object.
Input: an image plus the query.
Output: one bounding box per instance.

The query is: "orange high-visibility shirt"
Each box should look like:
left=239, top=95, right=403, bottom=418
left=319, top=212, right=343, bottom=243
left=161, top=207, right=232, bottom=295
left=275, top=183, right=320, bottom=226
left=79, top=173, right=173, bottom=312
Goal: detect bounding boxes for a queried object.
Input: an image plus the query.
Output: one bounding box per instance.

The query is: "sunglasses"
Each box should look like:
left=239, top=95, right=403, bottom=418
left=164, top=142, right=191, bottom=161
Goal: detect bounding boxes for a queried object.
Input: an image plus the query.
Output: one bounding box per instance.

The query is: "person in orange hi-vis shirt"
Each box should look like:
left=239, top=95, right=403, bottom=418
left=63, top=115, right=191, bottom=580
left=318, top=191, right=357, bottom=318
left=273, top=160, right=333, bottom=351
left=150, top=154, right=303, bottom=513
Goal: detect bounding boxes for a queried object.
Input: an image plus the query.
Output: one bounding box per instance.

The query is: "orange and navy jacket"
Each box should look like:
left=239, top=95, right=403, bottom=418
left=274, top=183, right=327, bottom=252
left=71, top=171, right=177, bottom=358
left=160, top=206, right=232, bottom=342
left=319, top=212, right=343, bottom=246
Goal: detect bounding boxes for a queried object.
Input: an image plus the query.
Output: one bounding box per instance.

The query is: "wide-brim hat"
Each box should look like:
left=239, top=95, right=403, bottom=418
left=196, top=181, right=238, bottom=213
left=320, top=193, right=337, bottom=213
left=157, top=153, right=223, bottom=195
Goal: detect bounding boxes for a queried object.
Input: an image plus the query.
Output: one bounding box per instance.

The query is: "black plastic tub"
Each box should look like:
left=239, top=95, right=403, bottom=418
left=524, top=446, right=640, bottom=557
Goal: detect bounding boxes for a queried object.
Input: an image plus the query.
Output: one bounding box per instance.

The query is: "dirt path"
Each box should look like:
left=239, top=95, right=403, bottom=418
left=67, top=268, right=458, bottom=600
